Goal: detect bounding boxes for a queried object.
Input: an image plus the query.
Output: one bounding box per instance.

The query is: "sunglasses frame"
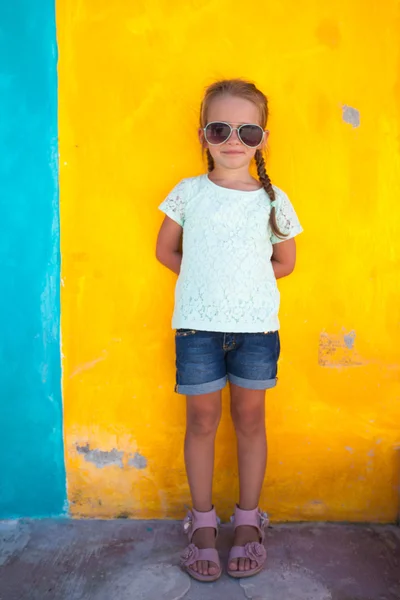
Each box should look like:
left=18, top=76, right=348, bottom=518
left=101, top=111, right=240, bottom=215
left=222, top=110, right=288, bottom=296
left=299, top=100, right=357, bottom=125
left=203, top=121, right=266, bottom=148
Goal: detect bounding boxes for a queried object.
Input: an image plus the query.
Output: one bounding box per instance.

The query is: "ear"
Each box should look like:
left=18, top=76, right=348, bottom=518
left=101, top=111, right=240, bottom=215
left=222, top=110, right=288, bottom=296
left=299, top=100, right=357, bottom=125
left=198, top=127, right=206, bottom=146
left=260, top=129, right=270, bottom=151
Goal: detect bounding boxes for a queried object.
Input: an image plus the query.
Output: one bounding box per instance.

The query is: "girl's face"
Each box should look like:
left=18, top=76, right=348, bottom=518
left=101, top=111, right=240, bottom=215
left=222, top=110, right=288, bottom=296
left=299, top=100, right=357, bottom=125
left=199, top=94, right=268, bottom=171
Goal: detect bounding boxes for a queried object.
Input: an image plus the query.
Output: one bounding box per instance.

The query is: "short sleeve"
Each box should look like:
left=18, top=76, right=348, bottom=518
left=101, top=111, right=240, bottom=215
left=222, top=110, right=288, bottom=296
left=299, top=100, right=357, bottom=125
left=158, top=179, right=189, bottom=227
left=270, top=188, right=303, bottom=244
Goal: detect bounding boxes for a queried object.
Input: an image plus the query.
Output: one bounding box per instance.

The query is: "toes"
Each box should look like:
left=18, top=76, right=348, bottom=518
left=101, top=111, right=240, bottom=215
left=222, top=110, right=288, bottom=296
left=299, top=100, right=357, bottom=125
left=229, top=559, right=238, bottom=571
left=191, top=560, right=219, bottom=578
left=229, top=557, right=257, bottom=573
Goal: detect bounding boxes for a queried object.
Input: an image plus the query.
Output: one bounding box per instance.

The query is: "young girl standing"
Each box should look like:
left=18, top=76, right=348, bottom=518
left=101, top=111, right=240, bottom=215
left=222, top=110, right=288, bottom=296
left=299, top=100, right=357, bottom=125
left=156, top=79, right=302, bottom=582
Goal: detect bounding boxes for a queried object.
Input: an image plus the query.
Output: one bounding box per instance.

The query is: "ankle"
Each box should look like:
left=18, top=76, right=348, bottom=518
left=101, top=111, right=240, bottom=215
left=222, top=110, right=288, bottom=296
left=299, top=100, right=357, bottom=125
left=193, top=505, right=213, bottom=513
left=237, top=503, right=258, bottom=511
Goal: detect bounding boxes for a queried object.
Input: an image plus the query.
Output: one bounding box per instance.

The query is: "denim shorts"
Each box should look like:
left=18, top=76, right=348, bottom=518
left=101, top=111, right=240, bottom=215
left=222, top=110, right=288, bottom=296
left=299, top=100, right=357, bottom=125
left=175, top=330, right=280, bottom=396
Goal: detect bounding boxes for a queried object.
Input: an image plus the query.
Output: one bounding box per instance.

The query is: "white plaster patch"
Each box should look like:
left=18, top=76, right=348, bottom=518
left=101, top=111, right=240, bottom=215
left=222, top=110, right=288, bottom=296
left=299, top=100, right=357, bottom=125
left=95, top=564, right=190, bottom=600
left=240, top=568, right=331, bottom=600
left=0, top=521, right=30, bottom=566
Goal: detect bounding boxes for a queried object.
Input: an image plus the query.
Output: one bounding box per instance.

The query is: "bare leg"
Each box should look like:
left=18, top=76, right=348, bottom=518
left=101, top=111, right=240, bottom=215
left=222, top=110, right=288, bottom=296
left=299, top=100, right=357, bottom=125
left=184, top=391, right=222, bottom=576
left=229, top=383, right=267, bottom=573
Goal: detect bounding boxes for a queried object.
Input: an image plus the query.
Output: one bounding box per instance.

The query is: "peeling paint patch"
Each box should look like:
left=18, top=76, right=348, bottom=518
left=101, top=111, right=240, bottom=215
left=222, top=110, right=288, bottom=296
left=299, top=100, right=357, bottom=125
left=128, top=451, right=148, bottom=469
left=343, top=331, right=356, bottom=349
left=76, top=443, right=123, bottom=468
left=318, top=330, right=364, bottom=367
left=342, top=105, right=360, bottom=128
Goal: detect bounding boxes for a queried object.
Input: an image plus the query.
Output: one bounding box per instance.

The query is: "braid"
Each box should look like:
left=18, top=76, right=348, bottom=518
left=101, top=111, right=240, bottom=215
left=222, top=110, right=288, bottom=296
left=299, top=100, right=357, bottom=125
left=206, top=149, right=215, bottom=172
left=255, top=149, right=286, bottom=238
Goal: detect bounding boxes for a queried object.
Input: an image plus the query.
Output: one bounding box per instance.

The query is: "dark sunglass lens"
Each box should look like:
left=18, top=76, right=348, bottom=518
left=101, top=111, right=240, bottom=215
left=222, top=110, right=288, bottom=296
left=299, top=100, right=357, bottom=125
left=206, top=122, right=231, bottom=144
left=239, top=125, right=263, bottom=147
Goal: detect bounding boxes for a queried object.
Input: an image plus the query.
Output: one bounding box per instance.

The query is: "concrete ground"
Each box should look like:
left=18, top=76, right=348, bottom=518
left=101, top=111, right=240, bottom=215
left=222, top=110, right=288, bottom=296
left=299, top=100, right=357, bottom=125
left=0, top=520, right=399, bottom=600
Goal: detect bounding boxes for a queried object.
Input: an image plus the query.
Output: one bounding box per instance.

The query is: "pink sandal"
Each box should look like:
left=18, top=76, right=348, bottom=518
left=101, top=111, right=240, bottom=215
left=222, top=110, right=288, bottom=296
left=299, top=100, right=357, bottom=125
left=227, top=505, right=269, bottom=578
left=180, top=507, right=222, bottom=582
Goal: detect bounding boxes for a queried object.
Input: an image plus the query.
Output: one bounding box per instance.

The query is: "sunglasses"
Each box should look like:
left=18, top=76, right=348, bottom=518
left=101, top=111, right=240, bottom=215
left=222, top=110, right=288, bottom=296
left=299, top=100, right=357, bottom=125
left=203, top=121, right=266, bottom=148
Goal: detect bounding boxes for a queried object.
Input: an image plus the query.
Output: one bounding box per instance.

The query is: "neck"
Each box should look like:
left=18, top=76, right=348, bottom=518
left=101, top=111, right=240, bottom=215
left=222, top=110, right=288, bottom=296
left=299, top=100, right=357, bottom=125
left=209, top=164, right=252, bottom=183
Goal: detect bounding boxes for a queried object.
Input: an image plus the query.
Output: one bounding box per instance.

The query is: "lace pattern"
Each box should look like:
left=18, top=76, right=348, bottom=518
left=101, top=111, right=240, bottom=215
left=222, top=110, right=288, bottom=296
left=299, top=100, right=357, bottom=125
left=159, top=175, right=303, bottom=332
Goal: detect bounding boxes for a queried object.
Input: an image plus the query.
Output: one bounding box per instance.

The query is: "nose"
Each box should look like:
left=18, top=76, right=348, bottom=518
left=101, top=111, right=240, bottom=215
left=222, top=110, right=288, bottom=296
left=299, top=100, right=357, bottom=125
left=228, top=128, right=240, bottom=143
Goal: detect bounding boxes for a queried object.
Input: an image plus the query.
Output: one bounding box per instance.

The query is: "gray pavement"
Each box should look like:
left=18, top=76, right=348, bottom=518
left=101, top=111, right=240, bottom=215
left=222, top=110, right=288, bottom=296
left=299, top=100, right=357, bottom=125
left=0, top=519, right=399, bottom=600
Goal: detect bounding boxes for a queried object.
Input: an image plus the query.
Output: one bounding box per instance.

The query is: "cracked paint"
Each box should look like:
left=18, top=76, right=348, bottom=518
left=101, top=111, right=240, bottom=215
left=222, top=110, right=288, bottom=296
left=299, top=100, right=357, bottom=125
left=318, top=330, right=364, bottom=367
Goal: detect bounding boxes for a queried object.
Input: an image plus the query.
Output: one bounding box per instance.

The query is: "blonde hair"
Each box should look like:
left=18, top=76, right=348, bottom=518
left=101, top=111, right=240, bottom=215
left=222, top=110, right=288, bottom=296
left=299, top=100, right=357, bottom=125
left=200, top=79, right=286, bottom=238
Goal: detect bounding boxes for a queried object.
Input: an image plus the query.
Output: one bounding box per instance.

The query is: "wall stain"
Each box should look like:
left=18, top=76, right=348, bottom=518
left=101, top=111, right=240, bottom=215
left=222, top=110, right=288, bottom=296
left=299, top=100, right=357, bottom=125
left=76, top=443, right=123, bottom=468
left=315, top=18, right=341, bottom=49
left=70, top=351, right=108, bottom=378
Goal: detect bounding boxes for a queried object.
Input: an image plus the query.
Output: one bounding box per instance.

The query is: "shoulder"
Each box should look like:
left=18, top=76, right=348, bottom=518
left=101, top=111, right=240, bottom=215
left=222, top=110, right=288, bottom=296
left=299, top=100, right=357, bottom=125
left=271, top=185, right=290, bottom=203
left=159, top=175, right=207, bottom=226
left=271, top=185, right=300, bottom=212
left=177, top=174, right=206, bottom=194
left=269, top=184, right=303, bottom=242
left=167, top=174, right=206, bottom=198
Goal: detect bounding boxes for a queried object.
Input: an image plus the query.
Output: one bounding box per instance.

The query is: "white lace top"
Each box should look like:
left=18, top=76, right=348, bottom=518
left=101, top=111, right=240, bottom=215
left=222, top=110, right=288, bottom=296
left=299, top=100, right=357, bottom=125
left=159, top=174, right=303, bottom=333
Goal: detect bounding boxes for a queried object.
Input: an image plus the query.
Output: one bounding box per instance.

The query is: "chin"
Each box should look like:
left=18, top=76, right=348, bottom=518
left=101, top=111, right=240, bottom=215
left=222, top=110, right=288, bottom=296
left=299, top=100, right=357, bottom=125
left=214, top=155, right=249, bottom=169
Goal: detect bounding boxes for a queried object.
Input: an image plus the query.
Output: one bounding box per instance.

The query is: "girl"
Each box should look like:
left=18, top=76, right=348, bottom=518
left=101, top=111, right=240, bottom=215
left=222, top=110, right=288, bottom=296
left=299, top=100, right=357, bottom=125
left=156, top=79, right=302, bottom=582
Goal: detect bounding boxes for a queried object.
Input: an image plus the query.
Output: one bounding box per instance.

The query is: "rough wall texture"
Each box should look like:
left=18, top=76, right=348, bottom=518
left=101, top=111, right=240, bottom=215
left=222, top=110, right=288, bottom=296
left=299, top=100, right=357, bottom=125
left=57, top=0, right=400, bottom=520
left=0, top=0, right=66, bottom=518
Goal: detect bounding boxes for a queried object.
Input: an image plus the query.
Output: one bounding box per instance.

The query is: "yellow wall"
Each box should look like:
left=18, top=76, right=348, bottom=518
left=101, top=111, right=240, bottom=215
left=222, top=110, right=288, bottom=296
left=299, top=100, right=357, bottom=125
left=57, top=0, right=400, bottom=521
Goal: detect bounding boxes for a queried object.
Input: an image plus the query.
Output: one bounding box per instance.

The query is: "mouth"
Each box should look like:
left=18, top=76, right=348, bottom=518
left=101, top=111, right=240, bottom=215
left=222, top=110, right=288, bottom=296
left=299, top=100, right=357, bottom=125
left=221, top=151, right=245, bottom=155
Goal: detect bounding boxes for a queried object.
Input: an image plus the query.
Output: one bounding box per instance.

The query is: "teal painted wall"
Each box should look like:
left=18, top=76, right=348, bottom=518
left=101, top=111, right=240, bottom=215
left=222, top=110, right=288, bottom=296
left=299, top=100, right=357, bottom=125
left=0, top=1, right=66, bottom=517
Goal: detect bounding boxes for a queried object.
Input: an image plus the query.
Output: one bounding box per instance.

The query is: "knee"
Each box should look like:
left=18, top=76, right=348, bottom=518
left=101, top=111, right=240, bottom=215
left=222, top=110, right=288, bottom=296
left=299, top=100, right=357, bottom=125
left=187, top=403, right=221, bottom=436
left=231, top=403, right=265, bottom=436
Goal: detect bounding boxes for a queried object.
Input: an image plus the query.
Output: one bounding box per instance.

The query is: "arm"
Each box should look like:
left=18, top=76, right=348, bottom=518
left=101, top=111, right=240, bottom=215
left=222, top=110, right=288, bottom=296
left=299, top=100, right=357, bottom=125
left=156, top=215, right=183, bottom=275
left=271, top=238, right=297, bottom=279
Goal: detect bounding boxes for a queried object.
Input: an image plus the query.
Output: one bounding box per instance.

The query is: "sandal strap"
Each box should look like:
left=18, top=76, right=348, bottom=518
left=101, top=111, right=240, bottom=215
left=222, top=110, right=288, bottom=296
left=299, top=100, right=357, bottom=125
left=231, top=506, right=269, bottom=542
left=183, top=507, right=218, bottom=541
left=180, top=543, right=220, bottom=568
